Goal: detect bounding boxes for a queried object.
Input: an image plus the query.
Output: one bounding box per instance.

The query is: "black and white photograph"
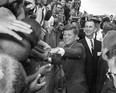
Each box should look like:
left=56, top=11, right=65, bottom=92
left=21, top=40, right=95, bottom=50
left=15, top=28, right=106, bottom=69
left=0, top=0, right=116, bottom=93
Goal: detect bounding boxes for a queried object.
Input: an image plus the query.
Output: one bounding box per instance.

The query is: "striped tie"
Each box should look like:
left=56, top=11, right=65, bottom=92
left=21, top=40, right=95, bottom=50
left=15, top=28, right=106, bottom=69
left=90, top=39, right=94, bottom=54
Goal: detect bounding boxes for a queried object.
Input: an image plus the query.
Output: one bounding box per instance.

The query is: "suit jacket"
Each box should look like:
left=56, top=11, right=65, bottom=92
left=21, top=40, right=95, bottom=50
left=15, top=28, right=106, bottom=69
left=53, top=41, right=88, bottom=93
left=96, top=56, right=108, bottom=93
left=78, top=38, right=101, bottom=93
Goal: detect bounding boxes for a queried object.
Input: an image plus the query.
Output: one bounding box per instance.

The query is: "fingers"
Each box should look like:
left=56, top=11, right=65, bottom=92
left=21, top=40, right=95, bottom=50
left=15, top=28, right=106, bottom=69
left=39, top=76, right=46, bottom=83
left=12, top=20, right=33, bottom=34
left=35, top=74, right=41, bottom=82
left=5, top=29, right=23, bottom=40
left=36, top=75, right=46, bottom=88
left=45, top=64, right=52, bottom=72
left=44, top=64, right=52, bottom=69
left=0, top=25, right=22, bottom=40
left=13, top=20, right=31, bottom=28
left=37, top=81, right=46, bottom=87
left=38, top=64, right=52, bottom=75
left=0, top=19, right=33, bottom=40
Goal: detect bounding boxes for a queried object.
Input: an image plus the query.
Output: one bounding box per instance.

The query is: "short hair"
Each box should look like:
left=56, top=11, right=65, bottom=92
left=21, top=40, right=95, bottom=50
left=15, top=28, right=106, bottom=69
left=64, top=24, right=79, bottom=35
left=0, top=53, right=27, bottom=93
left=100, top=17, right=110, bottom=29
left=84, top=19, right=95, bottom=27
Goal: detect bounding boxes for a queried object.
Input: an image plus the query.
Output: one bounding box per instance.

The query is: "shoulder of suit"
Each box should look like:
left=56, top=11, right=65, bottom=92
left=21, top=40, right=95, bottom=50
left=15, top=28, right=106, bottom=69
left=74, top=42, right=85, bottom=48
left=78, top=38, right=85, bottom=42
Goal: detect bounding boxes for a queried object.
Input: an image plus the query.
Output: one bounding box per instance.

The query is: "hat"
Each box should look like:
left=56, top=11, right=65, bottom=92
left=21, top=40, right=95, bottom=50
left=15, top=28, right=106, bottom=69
left=91, top=16, right=102, bottom=23
left=103, top=30, right=116, bottom=50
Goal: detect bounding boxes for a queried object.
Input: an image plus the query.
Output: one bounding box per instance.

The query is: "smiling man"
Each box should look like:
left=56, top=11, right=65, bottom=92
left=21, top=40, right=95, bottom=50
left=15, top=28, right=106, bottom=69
left=78, top=20, right=101, bottom=93
left=50, top=25, right=88, bottom=93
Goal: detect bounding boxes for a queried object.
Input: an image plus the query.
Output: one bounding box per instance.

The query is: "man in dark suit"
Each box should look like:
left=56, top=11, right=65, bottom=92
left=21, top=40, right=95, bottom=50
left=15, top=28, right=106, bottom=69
left=50, top=25, right=88, bottom=93
left=78, top=20, right=101, bottom=93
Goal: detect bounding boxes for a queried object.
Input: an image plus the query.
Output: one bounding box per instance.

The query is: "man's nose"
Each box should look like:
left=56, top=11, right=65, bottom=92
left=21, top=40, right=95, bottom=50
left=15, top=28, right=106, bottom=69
left=64, top=35, right=68, bottom=39
left=86, top=27, right=90, bottom=31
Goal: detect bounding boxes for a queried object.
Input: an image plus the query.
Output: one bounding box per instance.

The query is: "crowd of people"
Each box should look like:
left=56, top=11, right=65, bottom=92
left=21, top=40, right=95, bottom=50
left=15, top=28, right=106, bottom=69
left=0, top=0, right=116, bottom=93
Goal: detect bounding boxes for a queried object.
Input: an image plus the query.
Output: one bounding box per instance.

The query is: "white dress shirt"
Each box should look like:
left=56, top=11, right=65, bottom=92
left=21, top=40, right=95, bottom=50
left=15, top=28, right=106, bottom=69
left=85, top=37, right=94, bottom=53
left=93, top=29, right=103, bottom=42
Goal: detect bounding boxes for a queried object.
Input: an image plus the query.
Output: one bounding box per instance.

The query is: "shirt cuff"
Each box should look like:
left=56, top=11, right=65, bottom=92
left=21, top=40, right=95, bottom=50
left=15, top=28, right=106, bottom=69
left=57, top=48, right=65, bottom=56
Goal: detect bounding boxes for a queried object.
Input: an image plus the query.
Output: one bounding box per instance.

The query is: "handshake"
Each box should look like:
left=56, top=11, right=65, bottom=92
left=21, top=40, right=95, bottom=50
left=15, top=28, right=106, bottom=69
left=30, top=46, right=64, bottom=64
left=43, top=47, right=64, bottom=63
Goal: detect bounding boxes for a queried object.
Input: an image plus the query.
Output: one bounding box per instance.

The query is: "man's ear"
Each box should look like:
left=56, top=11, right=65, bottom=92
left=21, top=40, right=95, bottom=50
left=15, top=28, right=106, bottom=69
left=75, top=35, right=79, bottom=40
left=94, top=27, right=97, bottom=33
left=83, top=28, right=86, bottom=33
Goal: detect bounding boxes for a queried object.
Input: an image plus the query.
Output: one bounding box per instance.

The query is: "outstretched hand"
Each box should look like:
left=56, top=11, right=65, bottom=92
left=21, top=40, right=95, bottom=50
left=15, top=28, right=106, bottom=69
left=0, top=18, right=32, bottom=40
left=49, top=48, right=60, bottom=55
left=38, top=64, right=52, bottom=76
left=29, top=74, right=46, bottom=93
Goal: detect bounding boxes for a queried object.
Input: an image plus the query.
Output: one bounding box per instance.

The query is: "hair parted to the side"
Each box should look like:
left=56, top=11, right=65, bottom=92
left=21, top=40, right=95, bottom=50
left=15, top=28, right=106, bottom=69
left=84, top=19, right=95, bottom=27
left=64, top=24, right=79, bottom=35
left=0, top=53, right=27, bottom=93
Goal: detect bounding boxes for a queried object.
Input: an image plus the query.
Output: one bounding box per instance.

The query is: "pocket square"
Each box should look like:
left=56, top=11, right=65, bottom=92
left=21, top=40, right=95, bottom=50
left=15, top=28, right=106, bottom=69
left=97, top=52, right=101, bottom=56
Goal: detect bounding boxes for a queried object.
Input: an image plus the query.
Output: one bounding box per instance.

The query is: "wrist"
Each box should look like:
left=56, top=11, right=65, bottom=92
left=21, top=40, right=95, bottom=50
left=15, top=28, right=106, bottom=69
left=57, top=47, right=65, bottom=56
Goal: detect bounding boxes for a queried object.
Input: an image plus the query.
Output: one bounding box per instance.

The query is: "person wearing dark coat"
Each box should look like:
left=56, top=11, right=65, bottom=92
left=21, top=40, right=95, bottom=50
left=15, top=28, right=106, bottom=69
left=50, top=25, right=88, bottom=93
left=78, top=20, right=101, bottom=93
left=96, top=56, right=108, bottom=93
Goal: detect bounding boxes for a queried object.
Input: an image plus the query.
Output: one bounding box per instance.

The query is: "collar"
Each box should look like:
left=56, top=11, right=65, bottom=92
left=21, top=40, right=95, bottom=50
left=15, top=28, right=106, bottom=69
left=85, top=36, right=94, bottom=43
left=64, top=41, right=76, bottom=48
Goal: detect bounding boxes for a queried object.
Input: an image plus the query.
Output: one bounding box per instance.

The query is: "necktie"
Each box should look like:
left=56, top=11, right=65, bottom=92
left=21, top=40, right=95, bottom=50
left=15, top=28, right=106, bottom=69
left=90, top=39, right=94, bottom=54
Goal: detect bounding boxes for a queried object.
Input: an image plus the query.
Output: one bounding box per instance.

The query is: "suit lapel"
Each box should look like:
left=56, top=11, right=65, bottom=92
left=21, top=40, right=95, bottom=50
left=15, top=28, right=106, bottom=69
left=93, top=39, right=97, bottom=55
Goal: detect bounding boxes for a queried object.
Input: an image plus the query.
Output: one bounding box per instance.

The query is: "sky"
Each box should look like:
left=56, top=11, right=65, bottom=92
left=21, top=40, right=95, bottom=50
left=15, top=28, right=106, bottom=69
left=80, top=0, right=116, bottom=15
